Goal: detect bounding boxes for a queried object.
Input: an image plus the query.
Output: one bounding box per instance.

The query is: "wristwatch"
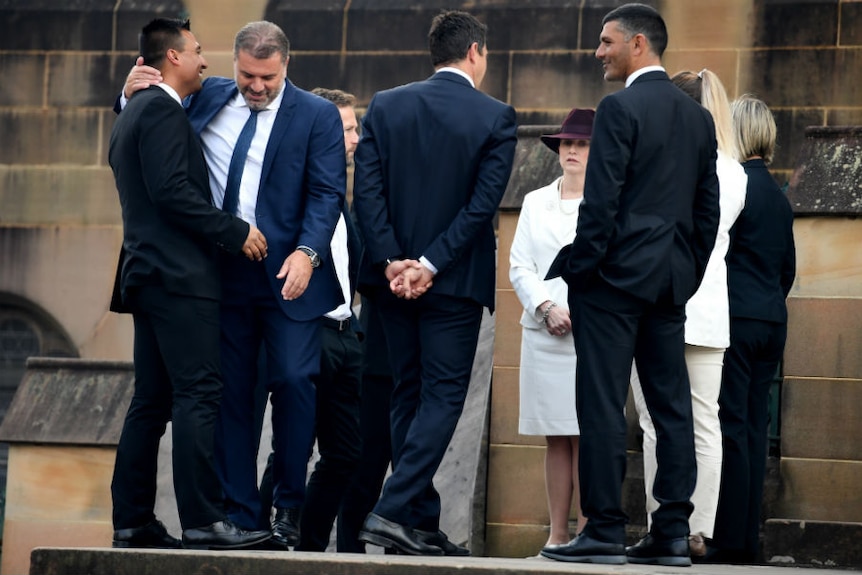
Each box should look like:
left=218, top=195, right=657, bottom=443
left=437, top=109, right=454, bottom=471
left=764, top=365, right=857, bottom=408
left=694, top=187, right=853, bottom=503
left=296, top=246, right=320, bottom=268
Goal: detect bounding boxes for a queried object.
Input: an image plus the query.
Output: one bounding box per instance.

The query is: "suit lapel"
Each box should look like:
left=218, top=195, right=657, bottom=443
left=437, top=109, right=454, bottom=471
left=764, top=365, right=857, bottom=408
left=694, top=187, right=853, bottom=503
left=260, top=80, right=298, bottom=186
left=188, top=79, right=237, bottom=135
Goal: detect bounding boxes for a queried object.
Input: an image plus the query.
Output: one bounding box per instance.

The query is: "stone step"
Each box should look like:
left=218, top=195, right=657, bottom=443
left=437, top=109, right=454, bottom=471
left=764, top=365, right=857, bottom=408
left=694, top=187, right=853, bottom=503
left=27, top=547, right=854, bottom=575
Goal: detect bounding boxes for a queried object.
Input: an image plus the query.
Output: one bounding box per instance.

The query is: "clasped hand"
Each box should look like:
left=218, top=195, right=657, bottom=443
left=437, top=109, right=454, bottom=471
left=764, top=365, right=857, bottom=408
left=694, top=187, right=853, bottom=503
left=386, top=259, right=433, bottom=300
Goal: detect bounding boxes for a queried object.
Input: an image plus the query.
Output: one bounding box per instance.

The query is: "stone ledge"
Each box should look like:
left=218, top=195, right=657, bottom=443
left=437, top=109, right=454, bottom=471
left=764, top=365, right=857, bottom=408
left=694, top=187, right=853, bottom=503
left=28, top=546, right=854, bottom=575
left=764, top=519, right=862, bottom=569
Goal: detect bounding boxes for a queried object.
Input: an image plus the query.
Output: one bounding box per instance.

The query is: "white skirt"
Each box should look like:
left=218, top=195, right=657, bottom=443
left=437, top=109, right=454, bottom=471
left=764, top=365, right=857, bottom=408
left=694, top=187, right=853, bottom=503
left=518, top=326, right=579, bottom=436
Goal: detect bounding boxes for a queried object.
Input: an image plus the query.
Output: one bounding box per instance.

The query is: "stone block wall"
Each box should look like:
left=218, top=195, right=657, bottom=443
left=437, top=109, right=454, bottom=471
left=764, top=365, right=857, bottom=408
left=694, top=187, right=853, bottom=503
left=0, top=0, right=861, bottom=561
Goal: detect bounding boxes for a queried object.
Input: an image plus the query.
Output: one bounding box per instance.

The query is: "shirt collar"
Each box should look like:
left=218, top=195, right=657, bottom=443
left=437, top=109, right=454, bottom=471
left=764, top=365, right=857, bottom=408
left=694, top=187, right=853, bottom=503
left=157, top=83, right=182, bottom=105
left=625, top=65, right=665, bottom=87
left=435, top=66, right=475, bottom=88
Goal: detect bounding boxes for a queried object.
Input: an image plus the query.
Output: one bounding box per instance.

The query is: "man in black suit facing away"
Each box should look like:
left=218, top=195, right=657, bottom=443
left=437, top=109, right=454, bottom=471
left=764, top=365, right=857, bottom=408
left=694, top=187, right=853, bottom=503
left=540, top=3, right=720, bottom=567
left=108, top=18, right=271, bottom=550
left=353, top=10, right=517, bottom=556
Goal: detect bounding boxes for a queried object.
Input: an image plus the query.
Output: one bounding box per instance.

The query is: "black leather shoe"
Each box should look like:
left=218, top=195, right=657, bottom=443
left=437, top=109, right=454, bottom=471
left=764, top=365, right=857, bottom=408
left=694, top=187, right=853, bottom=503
left=182, top=519, right=271, bottom=550
left=359, top=512, right=443, bottom=556
left=271, top=507, right=300, bottom=549
left=113, top=519, right=182, bottom=549
left=414, top=529, right=470, bottom=556
left=540, top=533, right=626, bottom=564
left=626, top=534, right=691, bottom=567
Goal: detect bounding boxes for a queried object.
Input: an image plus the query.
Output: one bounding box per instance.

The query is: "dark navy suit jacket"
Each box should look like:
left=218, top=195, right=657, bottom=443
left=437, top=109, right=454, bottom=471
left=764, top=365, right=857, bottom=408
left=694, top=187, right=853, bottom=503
left=559, top=71, right=720, bottom=305
left=186, top=77, right=346, bottom=320
left=727, top=159, right=796, bottom=322
left=352, top=71, right=517, bottom=312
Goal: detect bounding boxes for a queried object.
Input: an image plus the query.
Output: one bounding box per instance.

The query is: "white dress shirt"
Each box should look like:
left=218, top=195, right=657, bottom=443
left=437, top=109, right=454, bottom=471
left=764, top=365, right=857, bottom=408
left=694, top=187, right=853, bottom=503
left=325, top=214, right=351, bottom=321
left=203, top=87, right=284, bottom=227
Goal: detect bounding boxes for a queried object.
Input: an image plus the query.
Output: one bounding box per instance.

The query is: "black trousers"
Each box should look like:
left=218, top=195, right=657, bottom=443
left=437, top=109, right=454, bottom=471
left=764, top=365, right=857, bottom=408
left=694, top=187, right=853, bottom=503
left=570, top=278, right=696, bottom=544
left=297, top=317, right=362, bottom=551
left=712, top=317, right=786, bottom=557
left=111, top=285, right=225, bottom=531
left=339, top=293, right=395, bottom=553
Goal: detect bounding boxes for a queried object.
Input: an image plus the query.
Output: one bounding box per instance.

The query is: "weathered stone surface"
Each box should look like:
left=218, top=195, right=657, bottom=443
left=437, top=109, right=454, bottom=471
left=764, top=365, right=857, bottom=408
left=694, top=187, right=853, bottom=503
left=0, top=358, right=132, bottom=445
left=776, top=457, right=862, bottom=522
left=790, top=218, right=862, bottom=297
left=785, top=297, right=862, bottom=379
left=772, top=108, right=825, bottom=177
left=764, top=519, right=862, bottom=569
left=787, top=126, right=862, bottom=215
left=0, top=166, right=120, bottom=226
left=499, top=126, right=561, bottom=211
left=751, top=0, right=839, bottom=48
left=841, top=1, right=862, bottom=47
left=0, top=1, right=115, bottom=51
left=782, top=377, right=862, bottom=460
left=266, top=0, right=346, bottom=52
left=0, top=109, right=105, bottom=166
left=510, top=53, right=612, bottom=110
left=0, top=54, right=46, bottom=107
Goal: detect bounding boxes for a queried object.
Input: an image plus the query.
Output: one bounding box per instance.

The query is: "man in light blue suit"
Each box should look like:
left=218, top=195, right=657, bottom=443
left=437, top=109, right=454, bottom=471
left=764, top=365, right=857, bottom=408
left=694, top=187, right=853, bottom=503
left=120, top=21, right=345, bottom=548
left=352, top=10, right=517, bottom=556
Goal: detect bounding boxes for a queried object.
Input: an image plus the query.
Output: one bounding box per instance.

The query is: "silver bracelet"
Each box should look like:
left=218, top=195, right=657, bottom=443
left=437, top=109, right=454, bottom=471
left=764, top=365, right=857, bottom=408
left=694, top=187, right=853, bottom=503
left=540, top=302, right=557, bottom=325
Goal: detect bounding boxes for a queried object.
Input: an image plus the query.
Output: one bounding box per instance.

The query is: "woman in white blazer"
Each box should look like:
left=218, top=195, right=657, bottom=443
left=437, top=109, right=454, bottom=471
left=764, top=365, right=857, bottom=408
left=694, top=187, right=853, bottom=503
left=630, top=69, right=747, bottom=557
left=509, top=108, right=594, bottom=549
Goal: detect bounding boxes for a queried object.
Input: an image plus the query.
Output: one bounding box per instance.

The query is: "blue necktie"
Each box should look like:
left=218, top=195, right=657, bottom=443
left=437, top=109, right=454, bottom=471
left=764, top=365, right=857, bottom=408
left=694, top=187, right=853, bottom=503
left=222, top=109, right=260, bottom=215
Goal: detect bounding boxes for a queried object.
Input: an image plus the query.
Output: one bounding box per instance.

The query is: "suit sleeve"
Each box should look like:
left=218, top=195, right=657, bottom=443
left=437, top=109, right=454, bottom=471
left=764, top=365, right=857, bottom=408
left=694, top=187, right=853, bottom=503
left=422, top=105, right=518, bottom=274
left=353, top=95, right=404, bottom=266
left=296, top=102, right=347, bottom=263
left=691, top=119, right=721, bottom=286
left=562, top=96, right=628, bottom=288
left=138, top=98, right=249, bottom=252
left=509, top=191, right=552, bottom=314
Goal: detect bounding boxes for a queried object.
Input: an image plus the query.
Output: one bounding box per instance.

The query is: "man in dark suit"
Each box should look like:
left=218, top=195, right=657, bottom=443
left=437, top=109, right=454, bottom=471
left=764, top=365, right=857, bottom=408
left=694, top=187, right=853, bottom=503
left=352, top=10, right=517, bottom=556
left=540, top=3, right=720, bottom=567
left=120, top=21, right=346, bottom=547
left=108, top=18, right=271, bottom=551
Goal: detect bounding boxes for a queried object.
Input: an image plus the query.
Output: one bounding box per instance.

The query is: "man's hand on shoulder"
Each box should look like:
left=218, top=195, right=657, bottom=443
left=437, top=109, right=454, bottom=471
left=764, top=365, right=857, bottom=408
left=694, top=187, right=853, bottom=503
left=124, top=56, right=162, bottom=99
left=241, top=225, right=267, bottom=261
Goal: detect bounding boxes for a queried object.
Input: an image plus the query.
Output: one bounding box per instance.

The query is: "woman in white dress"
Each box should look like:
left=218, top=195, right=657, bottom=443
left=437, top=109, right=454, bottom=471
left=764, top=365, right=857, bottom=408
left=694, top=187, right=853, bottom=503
left=629, top=69, right=748, bottom=558
left=509, top=108, right=594, bottom=548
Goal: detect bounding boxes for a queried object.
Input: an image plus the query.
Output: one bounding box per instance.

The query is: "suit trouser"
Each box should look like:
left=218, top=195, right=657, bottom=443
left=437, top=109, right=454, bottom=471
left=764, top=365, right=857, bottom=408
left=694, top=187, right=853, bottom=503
left=339, top=294, right=395, bottom=552
left=297, top=318, right=362, bottom=551
left=631, top=344, right=725, bottom=538
left=570, top=278, right=696, bottom=544
left=215, top=256, right=320, bottom=530
left=712, top=317, right=786, bottom=556
left=111, top=285, right=225, bottom=531
left=372, top=291, right=482, bottom=530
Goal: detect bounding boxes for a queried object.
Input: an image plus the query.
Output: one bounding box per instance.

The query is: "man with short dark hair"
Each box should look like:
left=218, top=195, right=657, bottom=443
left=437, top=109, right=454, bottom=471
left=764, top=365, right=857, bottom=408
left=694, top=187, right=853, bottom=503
left=541, top=3, right=719, bottom=567
left=108, top=17, right=270, bottom=551
left=353, top=9, right=517, bottom=556
left=120, top=21, right=347, bottom=549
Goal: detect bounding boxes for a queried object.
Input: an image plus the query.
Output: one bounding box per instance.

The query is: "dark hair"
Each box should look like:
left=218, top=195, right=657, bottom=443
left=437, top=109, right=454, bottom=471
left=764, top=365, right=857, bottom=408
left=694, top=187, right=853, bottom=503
left=234, top=21, right=290, bottom=62
left=428, top=10, right=487, bottom=67
left=602, top=3, right=667, bottom=57
left=311, top=87, right=356, bottom=108
left=139, top=18, right=190, bottom=67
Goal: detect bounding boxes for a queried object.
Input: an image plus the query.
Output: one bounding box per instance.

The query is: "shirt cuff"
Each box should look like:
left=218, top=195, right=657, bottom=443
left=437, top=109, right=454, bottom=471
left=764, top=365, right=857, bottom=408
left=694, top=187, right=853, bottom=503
left=419, top=256, right=438, bottom=275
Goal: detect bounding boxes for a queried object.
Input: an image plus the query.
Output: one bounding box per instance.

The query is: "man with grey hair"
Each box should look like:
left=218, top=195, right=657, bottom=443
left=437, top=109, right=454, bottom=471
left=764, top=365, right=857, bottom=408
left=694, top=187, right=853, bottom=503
left=120, top=21, right=346, bottom=549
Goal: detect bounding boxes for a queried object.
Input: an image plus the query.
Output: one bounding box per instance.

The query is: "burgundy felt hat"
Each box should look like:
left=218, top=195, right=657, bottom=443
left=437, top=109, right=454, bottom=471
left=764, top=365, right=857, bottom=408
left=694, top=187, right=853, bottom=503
left=540, top=108, right=596, bottom=153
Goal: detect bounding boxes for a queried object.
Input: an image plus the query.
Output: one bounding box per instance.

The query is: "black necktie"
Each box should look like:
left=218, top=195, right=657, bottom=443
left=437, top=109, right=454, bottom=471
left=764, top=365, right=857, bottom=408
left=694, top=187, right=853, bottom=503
left=222, top=109, right=260, bottom=215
